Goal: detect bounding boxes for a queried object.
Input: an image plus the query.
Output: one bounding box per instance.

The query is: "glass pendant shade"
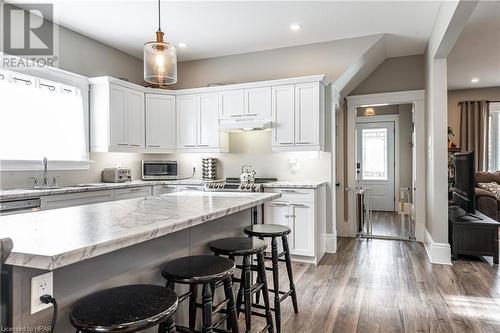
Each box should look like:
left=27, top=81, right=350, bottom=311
left=144, top=31, right=177, bottom=85
left=364, top=107, right=376, bottom=116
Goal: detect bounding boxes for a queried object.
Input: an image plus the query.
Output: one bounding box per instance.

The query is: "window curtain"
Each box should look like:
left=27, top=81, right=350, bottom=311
left=459, top=100, right=490, bottom=171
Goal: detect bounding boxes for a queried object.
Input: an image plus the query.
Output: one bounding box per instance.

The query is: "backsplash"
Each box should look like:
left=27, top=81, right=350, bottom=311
left=0, top=131, right=331, bottom=189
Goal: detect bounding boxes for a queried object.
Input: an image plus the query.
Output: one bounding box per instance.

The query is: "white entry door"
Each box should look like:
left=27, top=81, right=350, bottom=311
left=356, top=122, right=395, bottom=211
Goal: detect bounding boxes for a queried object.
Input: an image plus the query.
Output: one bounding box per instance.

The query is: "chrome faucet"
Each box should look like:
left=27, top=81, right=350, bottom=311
left=29, top=157, right=59, bottom=189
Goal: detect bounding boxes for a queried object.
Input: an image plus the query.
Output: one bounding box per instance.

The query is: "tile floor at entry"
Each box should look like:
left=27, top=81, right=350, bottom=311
left=242, top=237, right=500, bottom=333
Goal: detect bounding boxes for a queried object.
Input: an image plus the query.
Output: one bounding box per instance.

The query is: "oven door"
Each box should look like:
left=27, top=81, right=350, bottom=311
left=142, top=161, right=178, bottom=180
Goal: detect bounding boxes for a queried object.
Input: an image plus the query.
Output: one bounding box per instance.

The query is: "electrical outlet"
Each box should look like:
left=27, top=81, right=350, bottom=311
left=31, top=272, right=53, bottom=314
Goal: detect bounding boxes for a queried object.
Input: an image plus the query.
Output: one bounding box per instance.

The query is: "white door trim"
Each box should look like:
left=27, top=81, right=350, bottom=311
left=356, top=115, right=400, bottom=211
left=346, top=90, right=425, bottom=242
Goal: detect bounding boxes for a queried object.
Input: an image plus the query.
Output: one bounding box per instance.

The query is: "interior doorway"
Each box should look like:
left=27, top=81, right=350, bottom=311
left=355, top=106, right=414, bottom=240
left=345, top=90, right=426, bottom=242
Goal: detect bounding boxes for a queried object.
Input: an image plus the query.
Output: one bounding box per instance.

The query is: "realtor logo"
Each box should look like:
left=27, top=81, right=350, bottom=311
left=1, top=3, right=58, bottom=67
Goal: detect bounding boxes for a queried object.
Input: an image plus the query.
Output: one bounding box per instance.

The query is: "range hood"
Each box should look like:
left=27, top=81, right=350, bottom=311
left=220, top=119, right=272, bottom=131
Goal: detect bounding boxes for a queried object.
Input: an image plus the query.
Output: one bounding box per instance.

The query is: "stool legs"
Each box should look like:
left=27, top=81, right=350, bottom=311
left=282, top=236, right=298, bottom=314
left=257, top=252, right=274, bottom=333
left=270, top=237, right=281, bottom=333
left=242, top=255, right=253, bottom=332
left=223, top=278, right=240, bottom=333
left=202, top=283, right=213, bottom=333
left=189, top=284, right=198, bottom=330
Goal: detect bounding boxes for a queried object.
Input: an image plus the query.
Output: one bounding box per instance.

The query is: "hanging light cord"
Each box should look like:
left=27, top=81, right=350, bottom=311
left=158, top=0, right=161, bottom=32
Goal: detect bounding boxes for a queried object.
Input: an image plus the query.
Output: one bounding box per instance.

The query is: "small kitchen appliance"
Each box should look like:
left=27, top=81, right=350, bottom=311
left=202, top=158, right=218, bottom=180
left=240, top=165, right=256, bottom=183
left=142, top=160, right=178, bottom=180
left=102, top=167, right=132, bottom=183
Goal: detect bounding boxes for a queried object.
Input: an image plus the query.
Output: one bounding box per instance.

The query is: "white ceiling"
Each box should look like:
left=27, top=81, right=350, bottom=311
left=448, top=1, right=500, bottom=90
left=12, top=0, right=441, bottom=62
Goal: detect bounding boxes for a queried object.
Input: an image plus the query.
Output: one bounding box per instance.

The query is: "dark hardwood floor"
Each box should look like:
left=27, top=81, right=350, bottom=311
left=244, top=237, right=500, bottom=333
left=370, top=211, right=415, bottom=238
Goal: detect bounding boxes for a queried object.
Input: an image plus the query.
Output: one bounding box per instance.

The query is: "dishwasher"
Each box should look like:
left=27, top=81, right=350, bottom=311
left=0, top=198, right=41, bottom=216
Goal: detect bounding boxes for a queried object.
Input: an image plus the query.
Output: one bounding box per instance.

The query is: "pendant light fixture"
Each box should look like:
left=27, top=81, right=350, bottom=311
left=363, top=107, right=376, bottom=116
left=144, top=0, right=177, bottom=85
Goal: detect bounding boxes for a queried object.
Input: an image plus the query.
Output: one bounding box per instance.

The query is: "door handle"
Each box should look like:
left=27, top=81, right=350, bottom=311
left=148, top=144, right=161, bottom=148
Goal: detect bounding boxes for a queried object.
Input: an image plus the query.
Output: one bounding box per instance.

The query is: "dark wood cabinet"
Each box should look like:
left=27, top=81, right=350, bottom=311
left=449, top=206, right=499, bottom=264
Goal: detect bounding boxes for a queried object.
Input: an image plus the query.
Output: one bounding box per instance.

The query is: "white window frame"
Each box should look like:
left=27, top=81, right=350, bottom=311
left=0, top=54, right=91, bottom=171
left=489, top=102, right=500, bottom=172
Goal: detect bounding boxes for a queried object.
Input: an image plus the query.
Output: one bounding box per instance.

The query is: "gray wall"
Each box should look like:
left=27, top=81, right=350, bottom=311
left=172, top=35, right=381, bottom=89
left=350, top=55, right=425, bottom=95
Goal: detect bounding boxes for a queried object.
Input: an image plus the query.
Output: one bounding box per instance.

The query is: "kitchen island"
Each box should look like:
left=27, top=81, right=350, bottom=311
left=0, top=191, right=280, bottom=331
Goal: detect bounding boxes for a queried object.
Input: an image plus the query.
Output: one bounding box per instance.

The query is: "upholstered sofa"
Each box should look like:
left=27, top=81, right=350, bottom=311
left=475, top=171, right=500, bottom=221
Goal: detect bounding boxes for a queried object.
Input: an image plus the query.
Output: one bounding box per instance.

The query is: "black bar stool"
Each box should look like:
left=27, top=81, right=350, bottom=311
left=209, top=237, right=274, bottom=333
left=243, top=225, right=298, bottom=333
left=161, top=255, right=239, bottom=333
left=70, top=284, right=178, bottom=333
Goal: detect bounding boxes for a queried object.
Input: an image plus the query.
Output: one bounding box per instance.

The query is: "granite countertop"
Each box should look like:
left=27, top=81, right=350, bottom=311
left=262, top=181, right=327, bottom=189
left=0, top=191, right=280, bottom=270
left=0, top=179, right=217, bottom=201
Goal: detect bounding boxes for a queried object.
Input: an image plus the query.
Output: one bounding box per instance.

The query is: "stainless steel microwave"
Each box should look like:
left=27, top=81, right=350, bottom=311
left=142, top=160, right=178, bottom=180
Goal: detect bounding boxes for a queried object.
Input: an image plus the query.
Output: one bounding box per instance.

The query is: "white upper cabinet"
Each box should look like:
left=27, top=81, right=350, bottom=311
left=271, top=81, right=324, bottom=151
left=177, top=93, right=228, bottom=152
left=109, top=85, right=128, bottom=147
left=295, top=82, right=320, bottom=147
left=272, top=85, right=295, bottom=147
left=176, top=95, right=198, bottom=149
left=90, top=78, right=145, bottom=152
left=127, top=90, right=145, bottom=148
left=245, top=87, right=271, bottom=119
left=198, top=93, right=220, bottom=148
left=219, top=90, right=245, bottom=119
left=145, top=94, right=176, bottom=152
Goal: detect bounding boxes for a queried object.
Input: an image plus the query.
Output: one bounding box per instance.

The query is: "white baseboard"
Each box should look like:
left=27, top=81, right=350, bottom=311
left=424, top=229, right=452, bottom=265
left=325, top=234, right=336, bottom=253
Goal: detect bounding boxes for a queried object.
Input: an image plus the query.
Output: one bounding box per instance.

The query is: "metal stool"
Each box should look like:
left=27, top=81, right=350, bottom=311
left=209, top=237, right=274, bottom=333
left=243, top=225, right=298, bottom=333
left=161, top=255, right=239, bottom=333
left=70, top=284, right=178, bottom=333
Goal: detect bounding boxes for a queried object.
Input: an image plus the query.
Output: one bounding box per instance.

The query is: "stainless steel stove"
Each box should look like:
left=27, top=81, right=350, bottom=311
left=204, top=177, right=277, bottom=192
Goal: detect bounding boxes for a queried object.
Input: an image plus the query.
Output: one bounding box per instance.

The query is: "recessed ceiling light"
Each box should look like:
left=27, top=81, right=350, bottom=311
left=471, top=78, right=479, bottom=83
left=178, top=42, right=187, bottom=48
left=289, top=24, right=302, bottom=32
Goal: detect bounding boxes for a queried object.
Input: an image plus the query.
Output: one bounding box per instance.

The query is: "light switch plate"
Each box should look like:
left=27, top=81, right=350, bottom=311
left=31, top=272, right=53, bottom=314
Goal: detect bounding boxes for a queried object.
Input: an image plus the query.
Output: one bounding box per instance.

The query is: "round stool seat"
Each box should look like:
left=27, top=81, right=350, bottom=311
left=161, top=255, right=235, bottom=284
left=70, top=284, right=178, bottom=333
left=244, top=224, right=291, bottom=237
left=209, top=237, right=267, bottom=256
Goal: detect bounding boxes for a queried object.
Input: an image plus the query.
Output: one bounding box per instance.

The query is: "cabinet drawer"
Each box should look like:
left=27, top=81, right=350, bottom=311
left=264, top=188, right=314, bottom=203
left=41, top=190, right=115, bottom=210
left=114, top=187, right=152, bottom=200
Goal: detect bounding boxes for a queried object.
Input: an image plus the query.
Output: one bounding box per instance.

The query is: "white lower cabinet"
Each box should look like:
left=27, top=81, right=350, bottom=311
left=40, top=190, right=115, bottom=210
left=264, top=186, right=325, bottom=265
left=114, top=187, right=152, bottom=200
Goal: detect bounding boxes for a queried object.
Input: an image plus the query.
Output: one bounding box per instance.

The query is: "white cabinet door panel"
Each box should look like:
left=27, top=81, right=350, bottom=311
left=177, top=95, right=198, bottom=148
left=219, top=90, right=245, bottom=119
left=146, top=94, right=176, bottom=150
left=245, top=87, right=271, bottom=118
left=127, top=90, right=145, bottom=148
left=264, top=202, right=289, bottom=252
left=40, top=190, right=115, bottom=210
left=272, top=85, right=295, bottom=147
left=198, top=93, right=219, bottom=148
left=109, top=86, right=128, bottom=147
left=295, top=83, right=319, bottom=146
left=290, top=203, right=314, bottom=256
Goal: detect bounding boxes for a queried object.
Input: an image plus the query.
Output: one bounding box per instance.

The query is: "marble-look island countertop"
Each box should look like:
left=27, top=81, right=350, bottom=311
left=0, top=179, right=216, bottom=201
left=262, top=181, right=327, bottom=189
left=0, top=191, right=280, bottom=270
